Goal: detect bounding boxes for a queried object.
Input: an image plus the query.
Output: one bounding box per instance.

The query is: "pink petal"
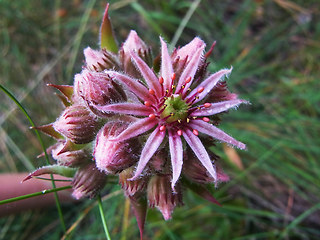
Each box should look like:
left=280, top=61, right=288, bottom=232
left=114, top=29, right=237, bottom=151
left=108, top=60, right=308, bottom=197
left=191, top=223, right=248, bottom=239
left=168, top=129, right=183, bottom=191
left=191, top=99, right=248, bottom=117
left=105, top=71, right=153, bottom=103
left=190, top=120, right=246, bottom=150
left=96, top=103, right=152, bottom=116
left=110, top=117, right=157, bottom=142
left=176, top=46, right=205, bottom=94
left=130, top=127, right=165, bottom=180
left=187, top=68, right=232, bottom=104
left=182, top=129, right=217, bottom=181
left=175, top=37, right=206, bottom=61
left=160, top=37, right=174, bottom=90
left=130, top=51, right=162, bottom=97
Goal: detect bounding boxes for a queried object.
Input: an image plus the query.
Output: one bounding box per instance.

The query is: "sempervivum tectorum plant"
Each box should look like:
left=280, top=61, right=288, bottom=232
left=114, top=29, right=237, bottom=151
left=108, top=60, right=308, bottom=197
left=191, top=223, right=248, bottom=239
left=24, top=3, right=249, bottom=239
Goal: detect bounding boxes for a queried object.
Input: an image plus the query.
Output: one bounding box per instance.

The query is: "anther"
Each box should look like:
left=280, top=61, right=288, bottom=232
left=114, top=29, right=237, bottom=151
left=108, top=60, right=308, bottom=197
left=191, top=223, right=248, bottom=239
left=160, top=125, right=166, bottom=131
left=192, top=129, right=199, bottom=136
left=203, top=117, right=210, bottom=122
left=149, top=114, right=156, bottom=119
left=197, top=87, right=204, bottom=93
left=186, top=118, right=190, bottom=123
left=149, top=89, right=155, bottom=95
left=166, top=89, right=169, bottom=94
left=172, top=85, right=175, bottom=90
left=192, top=116, right=197, bottom=119
left=159, top=77, right=164, bottom=84
left=204, top=103, right=212, bottom=108
left=177, top=119, right=181, bottom=124
left=185, top=76, right=192, bottom=83
left=144, top=101, right=152, bottom=107
left=171, top=73, right=176, bottom=81
left=170, top=113, right=174, bottom=116
left=177, top=130, right=182, bottom=136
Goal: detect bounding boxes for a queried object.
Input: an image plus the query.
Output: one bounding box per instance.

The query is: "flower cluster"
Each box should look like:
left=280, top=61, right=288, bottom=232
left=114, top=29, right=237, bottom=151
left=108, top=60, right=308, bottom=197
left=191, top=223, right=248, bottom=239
left=25, top=4, right=248, bottom=238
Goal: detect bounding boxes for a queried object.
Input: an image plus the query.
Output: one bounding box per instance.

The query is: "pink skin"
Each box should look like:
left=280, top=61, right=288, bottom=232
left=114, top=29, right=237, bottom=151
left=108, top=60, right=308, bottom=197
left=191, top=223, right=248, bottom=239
left=0, top=173, right=76, bottom=217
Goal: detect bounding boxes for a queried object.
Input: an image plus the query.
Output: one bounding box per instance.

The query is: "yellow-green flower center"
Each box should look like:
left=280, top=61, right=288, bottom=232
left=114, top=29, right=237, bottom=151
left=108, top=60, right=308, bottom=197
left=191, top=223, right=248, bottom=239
left=160, top=95, right=189, bottom=123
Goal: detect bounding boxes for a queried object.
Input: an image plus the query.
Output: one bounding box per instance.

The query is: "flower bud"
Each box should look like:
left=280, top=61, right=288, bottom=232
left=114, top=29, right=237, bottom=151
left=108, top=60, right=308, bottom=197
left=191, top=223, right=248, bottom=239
left=53, top=104, right=101, bottom=144
left=119, top=30, right=152, bottom=78
left=74, top=69, right=127, bottom=116
left=94, top=121, right=140, bottom=174
left=147, top=175, right=183, bottom=220
left=119, top=167, right=147, bottom=196
left=51, top=142, right=92, bottom=167
left=84, top=47, right=120, bottom=72
left=72, top=163, right=107, bottom=199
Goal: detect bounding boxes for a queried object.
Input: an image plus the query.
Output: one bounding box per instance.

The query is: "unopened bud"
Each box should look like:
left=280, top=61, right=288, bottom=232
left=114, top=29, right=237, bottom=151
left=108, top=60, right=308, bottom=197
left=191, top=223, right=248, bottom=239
left=53, top=104, right=101, bottom=144
left=72, top=163, right=107, bottom=199
left=94, top=121, right=140, bottom=174
left=147, top=175, right=183, bottom=220
left=119, top=167, right=147, bottom=196
left=84, top=47, right=120, bottom=72
left=74, top=69, right=127, bottom=116
left=51, top=142, right=91, bottom=167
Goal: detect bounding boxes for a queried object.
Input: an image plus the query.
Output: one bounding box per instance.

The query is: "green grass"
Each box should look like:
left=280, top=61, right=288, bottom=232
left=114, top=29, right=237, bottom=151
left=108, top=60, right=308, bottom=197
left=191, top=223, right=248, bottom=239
left=1, top=0, right=320, bottom=239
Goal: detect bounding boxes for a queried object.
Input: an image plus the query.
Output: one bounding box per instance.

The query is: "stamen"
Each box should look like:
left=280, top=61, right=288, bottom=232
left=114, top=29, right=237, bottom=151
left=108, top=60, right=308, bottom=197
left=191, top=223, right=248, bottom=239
left=197, top=87, right=204, bottom=93
left=204, top=103, right=212, bottom=108
left=149, top=89, right=155, bottom=95
left=203, top=117, right=210, bottom=122
left=149, top=114, right=156, bottom=119
left=171, top=73, right=176, bottom=81
left=186, top=118, right=190, bottom=123
left=177, top=130, right=182, bottom=136
left=192, top=129, right=199, bottom=136
left=159, top=77, right=164, bottom=84
left=144, top=101, right=152, bottom=107
left=177, top=119, right=181, bottom=124
left=170, top=112, right=174, bottom=116
left=172, top=85, right=175, bottom=90
left=160, top=125, right=166, bottom=132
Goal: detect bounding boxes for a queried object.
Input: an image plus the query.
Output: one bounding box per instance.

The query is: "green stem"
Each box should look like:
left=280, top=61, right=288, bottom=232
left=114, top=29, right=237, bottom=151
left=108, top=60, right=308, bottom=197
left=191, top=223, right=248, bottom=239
left=0, top=84, right=67, bottom=232
left=0, top=186, right=72, bottom=205
left=97, top=194, right=111, bottom=240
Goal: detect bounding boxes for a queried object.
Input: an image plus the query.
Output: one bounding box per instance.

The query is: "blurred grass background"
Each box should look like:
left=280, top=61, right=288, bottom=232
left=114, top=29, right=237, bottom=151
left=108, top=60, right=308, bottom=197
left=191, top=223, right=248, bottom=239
left=0, top=0, right=319, bottom=239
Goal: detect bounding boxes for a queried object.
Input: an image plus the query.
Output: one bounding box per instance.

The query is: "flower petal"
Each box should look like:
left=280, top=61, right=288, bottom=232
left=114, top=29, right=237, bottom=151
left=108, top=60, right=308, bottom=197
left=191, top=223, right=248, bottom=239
left=190, top=120, right=246, bottom=150
left=175, top=37, right=206, bottom=62
left=160, top=37, right=174, bottom=91
left=182, top=129, right=217, bottom=181
left=96, top=103, right=152, bottom=116
left=168, top=129, right=183, bottom=191
left=176, top=46, right=205, bottom=94
left=110, top=117, right=157, bottom=142
left=191, top=99, right=248, bottom=117
left=187, top=68, right=232, bottom=104
left=130, top=51, right=162, bottom=97
left=130, top=127, right=165, bottom=180
left=105, top=70, right=153, bottom=103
